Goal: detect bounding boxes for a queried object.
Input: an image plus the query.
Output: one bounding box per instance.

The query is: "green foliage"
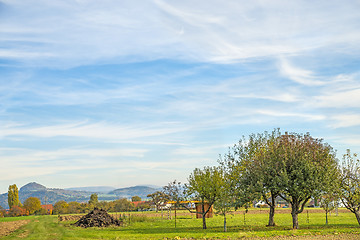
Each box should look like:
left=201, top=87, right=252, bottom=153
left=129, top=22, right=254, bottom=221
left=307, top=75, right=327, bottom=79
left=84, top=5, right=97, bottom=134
left=276, top=132, right=338, bottom=229
left=113, top=198, right=134, bottom=212
left=221, top=129, right=284, bottom=227
left=187, top=166, right=224, bottom=229
left=131, top=196, right=142, bottom=202
left=8, top=184, right=21, bottom=209
left=53, top=200, right=69, bottom=214
left=320, top=194, right=336, bottom=225
left=213, top=167, right=234, bottom=232
left=68, top=201, right=82, bottom=214
left=147, top=191, right=169, bottom=212
left=88, top=193, right=99, bottom=207
left=23, top=197, right=42, bottom=215
left=163, top=180, right=185, bottom=204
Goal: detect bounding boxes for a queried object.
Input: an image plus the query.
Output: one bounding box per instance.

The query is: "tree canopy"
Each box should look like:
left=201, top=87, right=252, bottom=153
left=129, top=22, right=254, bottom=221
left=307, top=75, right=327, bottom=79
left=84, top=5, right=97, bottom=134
left=23, top=197, right=42, bottom=215
left=187, top=166, right=224, bottom=229
left=8, top=184, right=21, bottom=209
left=275, top=132, right=338, bottom=229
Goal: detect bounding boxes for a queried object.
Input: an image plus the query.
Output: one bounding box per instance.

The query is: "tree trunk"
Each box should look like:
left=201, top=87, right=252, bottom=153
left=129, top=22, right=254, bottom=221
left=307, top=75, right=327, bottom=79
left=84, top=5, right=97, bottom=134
left=354, top=211, right=360, bottom=226
left=174, top=205, right=177, bottom=228
left=291, top=206, right=299, bottom=229
left=267, top=204, right=276, bottom=226
left=202, top=203, right=207, bottom=229
left=223, top=214, right=227, bottom=232
left=325, top=211, right=328, bottom=225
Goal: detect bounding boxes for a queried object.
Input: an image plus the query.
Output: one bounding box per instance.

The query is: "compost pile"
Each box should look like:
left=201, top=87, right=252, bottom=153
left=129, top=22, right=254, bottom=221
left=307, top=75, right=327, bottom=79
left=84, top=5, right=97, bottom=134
left=74, top=208, right=122, bottom=228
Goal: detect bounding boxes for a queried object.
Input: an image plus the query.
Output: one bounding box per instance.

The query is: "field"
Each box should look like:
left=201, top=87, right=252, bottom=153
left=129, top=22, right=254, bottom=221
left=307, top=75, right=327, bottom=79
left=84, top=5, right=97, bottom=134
left=1, top=208, right=360, bottom=239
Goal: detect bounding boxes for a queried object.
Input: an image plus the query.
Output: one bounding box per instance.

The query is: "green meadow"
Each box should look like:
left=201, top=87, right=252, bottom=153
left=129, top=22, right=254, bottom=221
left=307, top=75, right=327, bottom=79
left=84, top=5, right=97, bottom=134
left=2, top=208, right=360, bottom=239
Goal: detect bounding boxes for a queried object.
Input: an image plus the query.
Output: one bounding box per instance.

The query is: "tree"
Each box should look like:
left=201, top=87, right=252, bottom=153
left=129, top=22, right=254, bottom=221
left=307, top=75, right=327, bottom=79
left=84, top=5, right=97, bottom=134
left=135, top=201, right=151, bottom=211
left=213, top=167, right=233, bottom=232
left=131, top=196, right=141, bottom=202
left=68, top=201, right=82, bottom=214
left=276, top=132, right=338, bottom=229
left=320, top=194, right=336, bottom=225
left=163, top=180, right=186, bottom=228
left=53, top=200, right=69, bottom=214
left=113, top=198, right=134, bottom=212
left=8, top=184, right=21, bottom=209
left=0, top=206, right=4, bottom=217
left=23, top=197, right=42, bottom=215
left=147, top=191, right=169, bottom=212
left=339, top=149, right=360, bottom=225
left=187, top=166, right=224, bottom=229
left=89, top=193, right=99, bottom=207
left=219, top=129, right=284, bottom=227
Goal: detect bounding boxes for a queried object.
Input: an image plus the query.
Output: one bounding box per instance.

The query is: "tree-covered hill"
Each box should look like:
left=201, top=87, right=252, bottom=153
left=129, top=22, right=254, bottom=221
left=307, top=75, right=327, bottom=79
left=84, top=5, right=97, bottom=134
left=0, top=182, right=160, bottom=208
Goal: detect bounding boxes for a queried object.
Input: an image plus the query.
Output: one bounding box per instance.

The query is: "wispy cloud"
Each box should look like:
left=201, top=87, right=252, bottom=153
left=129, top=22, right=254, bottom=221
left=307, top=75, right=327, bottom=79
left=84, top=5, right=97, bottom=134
left=0, top=121, right=188, bottom=140
left=278, top=58, right=325, bottom=86
left=329, top=114, right=360, bottom=128
left=1, top=0, right=360, bottom=67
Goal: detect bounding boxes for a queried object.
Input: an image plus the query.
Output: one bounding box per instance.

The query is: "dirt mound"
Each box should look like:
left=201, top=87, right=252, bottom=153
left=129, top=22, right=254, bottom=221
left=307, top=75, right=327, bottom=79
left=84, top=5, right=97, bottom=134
left=74, top=208, right=123, bottom=228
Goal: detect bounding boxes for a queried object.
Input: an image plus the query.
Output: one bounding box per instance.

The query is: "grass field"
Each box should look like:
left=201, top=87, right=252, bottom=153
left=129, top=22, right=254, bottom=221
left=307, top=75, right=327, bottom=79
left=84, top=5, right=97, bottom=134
left=1, top=208, right=360, bottom=239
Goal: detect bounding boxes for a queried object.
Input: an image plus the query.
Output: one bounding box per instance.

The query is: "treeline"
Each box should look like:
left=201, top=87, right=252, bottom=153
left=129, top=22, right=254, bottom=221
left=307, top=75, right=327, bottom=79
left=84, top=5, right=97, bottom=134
left=52, top=194, right=151, bottom=214
left=162, top=129, right=360, bottom=231
left=1, top=190, right=152, bottom=217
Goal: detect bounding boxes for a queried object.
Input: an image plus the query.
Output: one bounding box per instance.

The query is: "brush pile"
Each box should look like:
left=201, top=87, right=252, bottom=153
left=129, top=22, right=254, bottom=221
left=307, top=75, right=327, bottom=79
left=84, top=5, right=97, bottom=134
left=74, top=208, right=123, bottom=228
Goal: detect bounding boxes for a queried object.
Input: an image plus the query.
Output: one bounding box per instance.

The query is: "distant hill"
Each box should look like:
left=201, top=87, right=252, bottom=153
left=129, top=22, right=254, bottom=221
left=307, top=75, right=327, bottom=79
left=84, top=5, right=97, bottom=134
left=65, top=186, right=116, bottom=193
left=20, top=182, right=47, bottom=192
left=0, top=182, right=92, bottom=209
left=109, top=186, right=160, bottom=199
left=0, top=183, right=161, bottom=208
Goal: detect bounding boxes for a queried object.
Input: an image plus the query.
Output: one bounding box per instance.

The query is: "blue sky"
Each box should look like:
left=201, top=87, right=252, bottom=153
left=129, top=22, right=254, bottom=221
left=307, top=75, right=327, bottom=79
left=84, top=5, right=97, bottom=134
left=1, top=0, right=360, bottom=193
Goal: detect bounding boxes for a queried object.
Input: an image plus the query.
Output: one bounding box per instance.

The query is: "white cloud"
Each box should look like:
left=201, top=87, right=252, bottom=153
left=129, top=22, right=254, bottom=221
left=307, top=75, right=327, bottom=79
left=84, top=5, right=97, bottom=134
left=278, top=58, right=325, bottom=86
left=330, top=114, right=360, bottom=128
left=1, top=0, right=360, bottom=67
left=257, top=109, right=326, bottom=121
left=0, top=121, right=188, bottom=140
left=314, top=88, right=360, bottom=108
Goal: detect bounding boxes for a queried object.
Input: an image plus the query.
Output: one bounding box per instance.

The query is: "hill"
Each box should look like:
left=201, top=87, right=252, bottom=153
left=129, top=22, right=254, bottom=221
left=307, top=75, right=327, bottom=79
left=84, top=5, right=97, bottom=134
left=0, top=182, right=92, bottom=209
left=109, top=185, right=160, bottom=199
left=0, top=183, right=161, bottom=208
left=65, top=186, right=116, bottom=193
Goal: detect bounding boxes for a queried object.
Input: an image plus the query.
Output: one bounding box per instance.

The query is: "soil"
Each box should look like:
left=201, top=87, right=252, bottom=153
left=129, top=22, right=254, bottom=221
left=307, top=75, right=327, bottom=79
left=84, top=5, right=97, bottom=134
left=0, top=220, right=30, bottom=237
left=58, top=215, right=83, bottom=222
left=74, top=208, right=123, bottom=228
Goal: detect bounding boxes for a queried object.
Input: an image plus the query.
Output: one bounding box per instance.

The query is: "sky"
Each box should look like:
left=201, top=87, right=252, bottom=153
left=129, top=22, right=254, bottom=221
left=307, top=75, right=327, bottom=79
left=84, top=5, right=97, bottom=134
left=1, top=0, right=360, bottom=193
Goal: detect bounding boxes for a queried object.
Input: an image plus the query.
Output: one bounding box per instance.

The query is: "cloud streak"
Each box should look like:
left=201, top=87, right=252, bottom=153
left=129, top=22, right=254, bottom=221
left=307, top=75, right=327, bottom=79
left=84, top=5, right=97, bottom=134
left=1, top=0, right=360, bottom=67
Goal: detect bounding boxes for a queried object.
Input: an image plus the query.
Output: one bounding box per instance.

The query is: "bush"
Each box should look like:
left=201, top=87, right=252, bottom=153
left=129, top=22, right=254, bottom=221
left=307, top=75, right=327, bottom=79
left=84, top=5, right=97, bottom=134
left=8, top=206, right=28, bottom=217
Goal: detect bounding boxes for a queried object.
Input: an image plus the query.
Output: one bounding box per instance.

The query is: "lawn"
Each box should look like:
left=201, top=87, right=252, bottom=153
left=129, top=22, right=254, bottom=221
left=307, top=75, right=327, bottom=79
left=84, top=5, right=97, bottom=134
left=1, top=208, right=360, bottom=239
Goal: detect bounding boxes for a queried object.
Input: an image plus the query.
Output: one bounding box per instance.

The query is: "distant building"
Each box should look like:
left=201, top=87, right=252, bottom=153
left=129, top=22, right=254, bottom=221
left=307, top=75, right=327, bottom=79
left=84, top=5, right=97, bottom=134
left=41, top=204, right=53, bottom=215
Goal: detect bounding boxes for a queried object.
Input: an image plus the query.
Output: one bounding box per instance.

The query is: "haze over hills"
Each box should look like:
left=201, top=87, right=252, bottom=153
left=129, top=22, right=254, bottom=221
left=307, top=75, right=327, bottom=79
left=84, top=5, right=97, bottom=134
left=65, top=186, right=116, bottom=193
left=0, top=182, right=160, bottom=209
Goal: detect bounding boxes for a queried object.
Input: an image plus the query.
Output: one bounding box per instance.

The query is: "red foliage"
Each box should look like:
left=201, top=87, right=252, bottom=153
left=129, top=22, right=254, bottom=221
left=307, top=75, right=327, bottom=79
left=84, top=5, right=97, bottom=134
left=8, top=205, right=28, bottom=217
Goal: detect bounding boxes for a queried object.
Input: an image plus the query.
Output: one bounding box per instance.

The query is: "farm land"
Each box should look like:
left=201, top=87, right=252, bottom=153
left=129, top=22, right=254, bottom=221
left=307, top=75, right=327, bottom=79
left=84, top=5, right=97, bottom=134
left=1, top=208, right=360, bottom=239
